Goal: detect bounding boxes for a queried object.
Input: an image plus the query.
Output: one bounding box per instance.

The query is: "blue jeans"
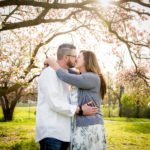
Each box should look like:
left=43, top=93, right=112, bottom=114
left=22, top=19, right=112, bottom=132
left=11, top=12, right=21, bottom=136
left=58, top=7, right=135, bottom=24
left=39, top=137, right=69, bottom=150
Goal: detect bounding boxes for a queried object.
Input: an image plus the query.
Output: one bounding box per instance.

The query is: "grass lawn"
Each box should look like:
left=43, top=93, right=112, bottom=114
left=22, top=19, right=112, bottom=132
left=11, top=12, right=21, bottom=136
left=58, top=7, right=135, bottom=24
left=105, top=123, right=150, bottom=150
left=104, top=117, right=150, bottom=122
left=0, top=107, right=39, bottom=150
left=0, top=107, right=150, bottom=150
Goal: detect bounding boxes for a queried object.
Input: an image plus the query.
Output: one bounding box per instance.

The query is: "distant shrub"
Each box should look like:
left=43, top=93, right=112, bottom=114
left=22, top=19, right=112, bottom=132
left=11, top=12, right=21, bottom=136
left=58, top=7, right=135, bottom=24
left=139, top=105, right=150, bottom=118
left=121, top=94, right=150, bottom=118
left=101, top=105, right=119, bottom=117
left=121, top=94, right=136, bottom=117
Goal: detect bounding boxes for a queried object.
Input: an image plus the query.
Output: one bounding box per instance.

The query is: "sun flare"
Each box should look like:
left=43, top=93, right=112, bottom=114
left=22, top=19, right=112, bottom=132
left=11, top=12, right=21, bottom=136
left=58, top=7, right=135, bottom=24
left=99, top=0, right=111, bottom=7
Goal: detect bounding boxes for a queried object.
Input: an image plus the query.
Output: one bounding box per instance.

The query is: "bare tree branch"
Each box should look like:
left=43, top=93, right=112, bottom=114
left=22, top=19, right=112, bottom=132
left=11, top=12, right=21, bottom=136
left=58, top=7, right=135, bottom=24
left=111, top=0, right=150, bottom=9
left=0, top=8, right=82, bottom=31
left=0, top=0, right=98, bottom=8
left=0, top=0, right=149, bottom=31
left=119, top=5, right=150, bottom=16
left=3, top=6, right=19, bottom=24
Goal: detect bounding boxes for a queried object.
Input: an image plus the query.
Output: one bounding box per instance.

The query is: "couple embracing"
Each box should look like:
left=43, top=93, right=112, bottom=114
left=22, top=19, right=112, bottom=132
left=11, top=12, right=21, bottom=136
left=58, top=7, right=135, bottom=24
left=35, top=43, right=107, bottom=150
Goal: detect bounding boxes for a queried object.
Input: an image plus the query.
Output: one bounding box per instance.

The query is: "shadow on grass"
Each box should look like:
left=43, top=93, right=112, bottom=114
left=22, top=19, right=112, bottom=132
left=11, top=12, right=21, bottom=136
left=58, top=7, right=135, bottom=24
left=124, top=118, right=150, bottom=122
left=122, top=123, right=150, bottom=134
left=0, top=117, right=35, bottom=125
left=11, top=138, right=39, bottom=150
left=0, top=117, right=6, bottom=122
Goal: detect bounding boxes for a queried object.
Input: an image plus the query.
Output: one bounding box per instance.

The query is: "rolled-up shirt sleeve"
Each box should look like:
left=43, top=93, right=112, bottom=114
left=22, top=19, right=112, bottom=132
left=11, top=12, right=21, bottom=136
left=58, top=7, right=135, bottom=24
left=39, top=67, right=77, bottom=117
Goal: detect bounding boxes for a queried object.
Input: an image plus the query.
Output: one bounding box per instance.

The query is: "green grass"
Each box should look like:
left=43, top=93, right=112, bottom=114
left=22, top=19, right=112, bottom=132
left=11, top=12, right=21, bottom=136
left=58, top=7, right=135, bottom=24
left=0, top=122, right=38, bottom=150
left=105, top=123, right=150, bottom=150
left=0, top=107, right=150, bottom=150
left=104, top=117, right=150, bottom=122
left=0, top=107, right=38, bottom=150
left=16, top=102, right=37, bottom=107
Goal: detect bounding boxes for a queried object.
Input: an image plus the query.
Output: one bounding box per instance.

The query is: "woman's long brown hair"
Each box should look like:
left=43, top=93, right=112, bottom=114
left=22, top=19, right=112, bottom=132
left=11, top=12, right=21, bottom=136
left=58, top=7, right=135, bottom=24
left=81, top=50, right=107, bottom=100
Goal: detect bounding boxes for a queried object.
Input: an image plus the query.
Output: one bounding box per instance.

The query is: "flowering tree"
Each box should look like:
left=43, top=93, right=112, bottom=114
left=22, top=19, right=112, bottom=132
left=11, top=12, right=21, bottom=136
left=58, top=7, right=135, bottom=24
left=0, top=0, right=150, bottom=120
left=0, top=22, right=85, bottom=121
left=0, top=0, right=149, bottom=85
left=0, top=28, right=40, bottom=120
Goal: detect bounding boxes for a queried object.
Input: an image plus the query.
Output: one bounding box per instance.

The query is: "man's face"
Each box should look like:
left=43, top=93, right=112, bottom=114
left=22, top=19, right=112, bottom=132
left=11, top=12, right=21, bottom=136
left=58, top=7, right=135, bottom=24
left=66, top=49, right=77, bottom=68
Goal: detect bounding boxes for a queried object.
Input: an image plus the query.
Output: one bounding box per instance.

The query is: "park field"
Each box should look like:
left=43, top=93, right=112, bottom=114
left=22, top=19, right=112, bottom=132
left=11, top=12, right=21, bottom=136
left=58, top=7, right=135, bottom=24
left=0, top=107, right=150, bottom=150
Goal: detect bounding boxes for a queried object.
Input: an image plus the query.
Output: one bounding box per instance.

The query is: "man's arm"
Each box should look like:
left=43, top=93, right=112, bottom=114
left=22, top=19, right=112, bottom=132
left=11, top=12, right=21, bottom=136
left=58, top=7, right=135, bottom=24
left=40, top=67, right=77, bottom=117
left=39, top=67, right=98, bottom=116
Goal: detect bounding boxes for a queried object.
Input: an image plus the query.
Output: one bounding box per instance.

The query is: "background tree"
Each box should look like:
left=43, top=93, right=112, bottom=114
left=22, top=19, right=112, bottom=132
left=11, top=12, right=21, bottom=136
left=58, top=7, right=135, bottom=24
left=108, top=50, right=126, bottom=117
left=116, top=64, right=150, bottom=118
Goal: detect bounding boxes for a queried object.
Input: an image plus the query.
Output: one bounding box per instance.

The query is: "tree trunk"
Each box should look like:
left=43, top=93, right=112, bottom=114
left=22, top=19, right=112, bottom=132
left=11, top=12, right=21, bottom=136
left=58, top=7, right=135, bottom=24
left=119, top=85, right=124, bottom=117
left=0, top=96, right=16, bottom=121
left=0, top=89, right=22, bottom=121
left=136, top=100, right=140, bottom=118
left=119, top=99, right=122, bottom=117
left=107, top=87, right=111, bottom=117
left=3, top=107, right=14, bottom=121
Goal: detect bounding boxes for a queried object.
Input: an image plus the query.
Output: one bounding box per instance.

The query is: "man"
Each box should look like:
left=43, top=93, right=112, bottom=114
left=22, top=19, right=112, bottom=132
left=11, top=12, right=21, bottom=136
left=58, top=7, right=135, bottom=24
left=35, top=43, right=98, bottom=150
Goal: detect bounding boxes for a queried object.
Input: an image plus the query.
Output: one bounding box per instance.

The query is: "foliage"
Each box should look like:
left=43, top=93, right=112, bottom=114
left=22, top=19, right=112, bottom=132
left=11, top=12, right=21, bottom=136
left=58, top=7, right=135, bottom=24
left=122, top=94, right=137, bottom=117
left=139, top=105, right=150, bottom=118
left=101, top=104, right=119, bottom=117
left=121, top=94, right=150, bottom=118
left=116, top=66, right=150, bottom=118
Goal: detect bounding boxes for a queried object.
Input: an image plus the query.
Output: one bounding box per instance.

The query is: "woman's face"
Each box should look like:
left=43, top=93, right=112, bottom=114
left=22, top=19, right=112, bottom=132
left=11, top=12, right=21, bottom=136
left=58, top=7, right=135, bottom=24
left=75, top=52, right=85, bottom=69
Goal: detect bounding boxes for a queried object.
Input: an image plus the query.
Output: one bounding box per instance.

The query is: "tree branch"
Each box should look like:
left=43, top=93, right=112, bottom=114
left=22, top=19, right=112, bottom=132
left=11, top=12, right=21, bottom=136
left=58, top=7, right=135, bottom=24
left=111, top=0, right=150, bottom=9
left=28, top=74, right=40, bottom=83
left=119, top=5, right=150, bottom=16
left=3, top=6, right=19, bottom=24
left=0, top=8, right=82, bottom=31
left=0, top=0, right=98, bottom=8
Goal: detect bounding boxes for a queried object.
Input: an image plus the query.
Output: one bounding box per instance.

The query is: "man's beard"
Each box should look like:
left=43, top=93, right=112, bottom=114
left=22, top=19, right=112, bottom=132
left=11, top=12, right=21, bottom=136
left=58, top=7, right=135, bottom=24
left=67, top=59, right=75, bottom=68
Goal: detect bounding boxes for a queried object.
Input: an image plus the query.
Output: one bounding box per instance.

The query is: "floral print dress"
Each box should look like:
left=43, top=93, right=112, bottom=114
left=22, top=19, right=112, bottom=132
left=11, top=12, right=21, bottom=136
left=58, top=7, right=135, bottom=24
left=69, top=86, right=107, bottom=150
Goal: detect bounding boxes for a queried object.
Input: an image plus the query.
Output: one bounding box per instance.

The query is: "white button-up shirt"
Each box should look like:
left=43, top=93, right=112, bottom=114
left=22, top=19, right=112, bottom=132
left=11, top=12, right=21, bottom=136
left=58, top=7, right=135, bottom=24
left=35, top=67, right=77, bottom=143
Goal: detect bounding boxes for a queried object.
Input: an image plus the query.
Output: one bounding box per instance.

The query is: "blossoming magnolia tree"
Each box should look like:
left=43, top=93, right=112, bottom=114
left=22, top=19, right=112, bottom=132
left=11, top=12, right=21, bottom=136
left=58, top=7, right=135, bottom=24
left=0, top=0, right=150, bottom=120
left=0, top=0, right=149, bottom=82
left=0, top=28, right=40, bottom=120
left=0, top=23, right=88, bottom=120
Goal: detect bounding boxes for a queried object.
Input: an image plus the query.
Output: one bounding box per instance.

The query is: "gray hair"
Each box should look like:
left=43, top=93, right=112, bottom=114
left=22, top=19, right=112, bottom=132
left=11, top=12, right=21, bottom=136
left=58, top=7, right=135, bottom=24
left=57, top=43, right=76, bottom=60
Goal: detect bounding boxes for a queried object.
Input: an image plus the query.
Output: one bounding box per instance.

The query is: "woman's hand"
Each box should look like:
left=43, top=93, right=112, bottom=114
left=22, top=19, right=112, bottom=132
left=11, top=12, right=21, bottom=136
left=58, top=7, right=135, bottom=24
left=42, top=59, right=49, bottom=70
left=46, top=57, right=60, bottom=71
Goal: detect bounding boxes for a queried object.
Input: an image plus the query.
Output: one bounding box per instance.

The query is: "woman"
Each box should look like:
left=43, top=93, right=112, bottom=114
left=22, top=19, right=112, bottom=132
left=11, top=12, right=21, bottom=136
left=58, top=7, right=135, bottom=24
left=47, top=50, right=107, bottom=150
